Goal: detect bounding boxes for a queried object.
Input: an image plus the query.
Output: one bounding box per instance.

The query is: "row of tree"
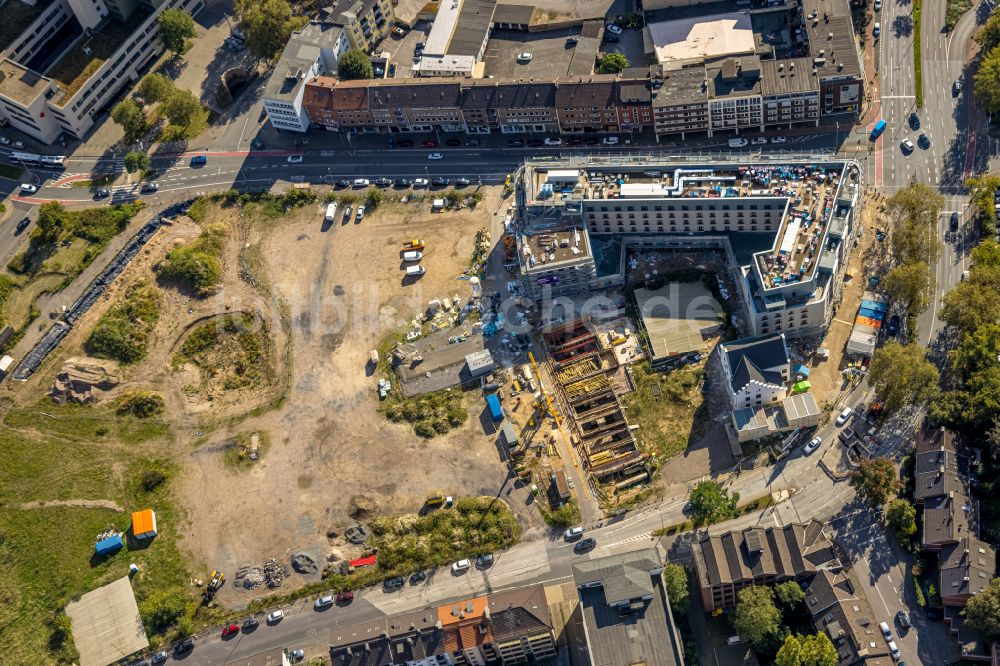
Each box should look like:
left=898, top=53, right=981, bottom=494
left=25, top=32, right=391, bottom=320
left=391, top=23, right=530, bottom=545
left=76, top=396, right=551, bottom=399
left=113, top=72, right=205, bottom=144
left=880, top=183, right=943, bottom=315
left=730, top=584, right=839, bottom=665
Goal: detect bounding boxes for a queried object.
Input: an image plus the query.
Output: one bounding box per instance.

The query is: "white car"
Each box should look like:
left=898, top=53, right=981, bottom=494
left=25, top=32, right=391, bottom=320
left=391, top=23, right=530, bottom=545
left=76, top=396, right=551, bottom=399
left=602, top=136, right=619, bottom=145
left=544, top=137, right=563, bottom=146
left=314, top=595, right=334, bottom=608
left=887, top=641, right=900, bottom=660
left=564, top=526, right=584, bottom=540
left=452, top=559, right=471, bottom=573
left=287, top=155, right=304, bottom=164
left=874, top=0, right=881, bottom=10
left=606, top=24, right=623, bottom=35
left=288, top=649, right=305, bottom=662
left=770, top=136, right=787, bottom=144
left=901, top=139, right=915, bottom=153
left=353, top=178, right=370, bottom=188
left=873, top=22, right=881, bottom=37
left=267, top=609, right=285, bottom=623
left=835, top=407, right=853, bottom=426
left=804, top=437, right=822, bottom=455
left=751, top=137, right=767, bottom=145
left=0, top=136, right=9, bottom=145
left=356, top=204, right=366, bottom=221
left=427, top=152, right=443, bottom=160
left=413, top=178, right=429, bottom=187
left=517, top=52, right=533, bottom=62
left=19, top=183, right=37, bottom=193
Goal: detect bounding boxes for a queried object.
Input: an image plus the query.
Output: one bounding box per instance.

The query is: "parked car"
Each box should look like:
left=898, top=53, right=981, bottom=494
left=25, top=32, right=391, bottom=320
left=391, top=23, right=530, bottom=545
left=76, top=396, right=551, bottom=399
left=431, top=177, right=449, bottom=186
left=465, top=138, right=480, bottom=146
left=396, top=139, right=415, bottom=147
left=384, top=576, right=405, bottom=589
left=288, top=649, right=305, bottom=662
left=315, top=595, right=334, bottom=609
left=353, top=178, right=370, bottom=188
left=476, top=554, right=494, bottom=568
left=336, top=590, right=354, bottom=604
left=770, top=135, right=787, bottom=144
left=0, top=136, right=9, bottom=145
left=452, top=559, right=471, bottom=573
left=413, top=178, right=429, bottom=187
left=606, top=23, right=623, bottom=34
left=564, top=526, right=584, bottom=540
left=526, top=139, right=544, bottom=147
left=508, top=138, right=525, bottom=147
left=374, top=177, right=392, bottom=187
left=880, top=621, right=893, bottom=641
left=896, top=610, right=911, bottom=629
left=886, top=314, right=900, bottom=335
left=427, top=152, right=444, bottom=160
left=12, top=140, right=24, bottom=149
left=517, top=52, right=533, bottom=61
left=873, top=22, right=881, bottom=37
left=267, top=610, right=284, bottom=624
left=409, top=571, right=427, bottom=584
left=335, top=179, right=351, bottom=188
left=242, top=618, right=259, bottom=631
left=287, top=155, right=303, bottom=164
left=953, top=79, right=962, bottom=96
left=874, top=0, right=881, bottom=10
left=574, top=537, right=597, bottom=552
left=445, top=138, right=461, bottom=146
left=421, top=139, right=437, bottom=148
left=566, top=36, right=579, bottom=45
left=602, top=136, right=619, bottom=145
left=395, top=178, right=411, bottom=187
left=455, top=177, right=471, bottom=187
left=18, top=183, right=37, bottom=193
left=151, top=652, right=168, bottom=664
left=752, top=136, right=768, bottom=145
left=174, top=639, right=195, bottom=655
left=835, top=407, right=853, bottom=426
left=140, top=182, right=159, bottom=193
left=393, top=27, right=406, bottom=38
left=887, top=641, right=900, bottom=660
left=544, top=137, right=563, bottom=145
left=356, top=204, right=365, bottom=221
left=221, top=624, right=240, bottom=638
left=804, top=437, right=822, bottom=455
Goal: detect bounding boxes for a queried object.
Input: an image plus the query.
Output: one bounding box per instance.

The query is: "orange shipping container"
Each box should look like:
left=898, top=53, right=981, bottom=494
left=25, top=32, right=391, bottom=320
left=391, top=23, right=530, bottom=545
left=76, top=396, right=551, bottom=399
left=132, top=508, right=158, bottom=540
left=855, top=316, right=882, bottom=330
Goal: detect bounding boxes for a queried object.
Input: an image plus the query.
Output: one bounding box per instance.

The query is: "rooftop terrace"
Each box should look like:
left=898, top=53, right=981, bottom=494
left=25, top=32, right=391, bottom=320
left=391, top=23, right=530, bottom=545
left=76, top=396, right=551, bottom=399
left=47, top=10, right=150, bottom=105
left=521, top=227, right=590, bottom=272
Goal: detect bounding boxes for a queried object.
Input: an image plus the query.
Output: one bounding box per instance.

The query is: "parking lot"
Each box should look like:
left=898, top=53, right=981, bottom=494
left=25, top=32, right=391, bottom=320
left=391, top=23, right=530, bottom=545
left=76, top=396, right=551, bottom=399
left=379, top=21, right=429, bottom=78
left=483, top=27, right=593, bottom=79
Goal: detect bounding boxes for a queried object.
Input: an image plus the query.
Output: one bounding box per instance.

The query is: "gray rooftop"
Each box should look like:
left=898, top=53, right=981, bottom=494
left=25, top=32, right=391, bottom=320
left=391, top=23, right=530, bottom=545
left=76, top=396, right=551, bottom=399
left=759, top=57, right=819, bottom=96
left=940, top=538, right=995, bottom=602
left=573, top=549, right=683, bottom=666
left=722, top=333, right=789, bottom=393
left=264, top=21, right=342, bottom=102
left=448, top=0, right=497, bottom=57
left=654, top=66, right=709, bottom=107
left=707, top=56, right=762, bottom=99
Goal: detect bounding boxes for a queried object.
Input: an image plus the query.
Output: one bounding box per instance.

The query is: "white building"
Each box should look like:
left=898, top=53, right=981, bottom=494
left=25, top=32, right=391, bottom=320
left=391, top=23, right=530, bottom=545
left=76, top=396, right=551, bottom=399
left=719, top=333, right=790, bottom=410
left=0, top=0, right=205, bottom=143
left=262, top=21, right=347, bottom=133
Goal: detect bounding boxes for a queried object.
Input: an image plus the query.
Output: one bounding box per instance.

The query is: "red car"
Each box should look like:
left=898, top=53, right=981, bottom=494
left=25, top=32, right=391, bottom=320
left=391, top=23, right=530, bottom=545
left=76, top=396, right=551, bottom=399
left=336, top=591, right=354, bottom=605
left=221, top=624, right=240, bottom=638
left=421, top=140, right=437, bottom=148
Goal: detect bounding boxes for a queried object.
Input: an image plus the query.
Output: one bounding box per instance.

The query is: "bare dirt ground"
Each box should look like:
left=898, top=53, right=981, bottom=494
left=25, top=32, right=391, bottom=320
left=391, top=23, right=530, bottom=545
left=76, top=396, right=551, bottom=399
left=173, top=191, right=518, bottom=602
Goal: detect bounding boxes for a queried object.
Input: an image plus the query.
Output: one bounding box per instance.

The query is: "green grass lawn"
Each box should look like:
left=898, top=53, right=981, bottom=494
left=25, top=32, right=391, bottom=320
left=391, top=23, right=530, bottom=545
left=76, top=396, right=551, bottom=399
left=0, top=400, right=202, bottom=663
left=622, top=360, right=707, bottom=462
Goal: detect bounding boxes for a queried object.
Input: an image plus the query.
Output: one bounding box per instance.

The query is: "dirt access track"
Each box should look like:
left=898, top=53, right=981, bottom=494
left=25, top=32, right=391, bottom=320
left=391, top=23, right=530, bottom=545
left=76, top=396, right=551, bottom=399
left=173, top=191, right=513, bottom=601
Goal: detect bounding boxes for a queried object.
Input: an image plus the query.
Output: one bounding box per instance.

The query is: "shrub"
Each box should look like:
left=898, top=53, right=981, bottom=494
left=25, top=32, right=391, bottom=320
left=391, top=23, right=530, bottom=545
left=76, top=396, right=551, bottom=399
left=141, top=468, right=167, bottom=492
left=116, top=391, right=166, bottom=418
left=86, top=281, right=161, bottom=363
left=414, top=420, right=436, bottom=438
left=156, top=223, right=226, bottom=294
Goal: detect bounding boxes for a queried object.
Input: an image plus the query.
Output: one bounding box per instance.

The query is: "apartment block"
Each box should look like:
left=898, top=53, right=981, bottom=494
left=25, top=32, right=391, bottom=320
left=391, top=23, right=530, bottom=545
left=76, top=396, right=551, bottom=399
left=0, top=0, right=204, bottom=143
left=320, top=0, right=394, bottom=52
left=262, top=21, right=348, bottom=133
left=719, top=333, right=790, bottom=410
left=328, top=584, right=557, bottom=665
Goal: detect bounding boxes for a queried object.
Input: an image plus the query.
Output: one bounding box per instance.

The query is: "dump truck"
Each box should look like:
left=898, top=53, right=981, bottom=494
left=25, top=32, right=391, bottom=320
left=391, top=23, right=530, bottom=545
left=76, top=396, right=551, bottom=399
left=203, top=570, right=225, bottom=601
left=403, top=240, right=425, bottom=250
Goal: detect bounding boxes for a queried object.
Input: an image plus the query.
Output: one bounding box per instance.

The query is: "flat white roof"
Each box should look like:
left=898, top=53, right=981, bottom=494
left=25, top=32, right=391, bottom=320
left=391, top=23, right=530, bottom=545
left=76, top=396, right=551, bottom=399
left=620, top=183, right=669, bottom=198
left=424, top=0, right=465, bottom=56
left=647, top=13, right=755, bottom=66
left=547, top=169, right=580, bottom=182
left=414, top=54, right=475, bottom=73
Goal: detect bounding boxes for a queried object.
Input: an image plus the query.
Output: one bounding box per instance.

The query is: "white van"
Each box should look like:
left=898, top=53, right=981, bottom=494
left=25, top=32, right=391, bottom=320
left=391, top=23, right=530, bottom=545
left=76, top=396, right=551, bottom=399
left=325, top=202, right=338, bottom=222
left=879, top=621, right=892, bottom=641
left=728, top=138, right=749, bottom=148
left=406, top=265, right=425, bottom=276
left=402, top=250, right=423, bottom=262
left=835, top=407, right=854, bottom=427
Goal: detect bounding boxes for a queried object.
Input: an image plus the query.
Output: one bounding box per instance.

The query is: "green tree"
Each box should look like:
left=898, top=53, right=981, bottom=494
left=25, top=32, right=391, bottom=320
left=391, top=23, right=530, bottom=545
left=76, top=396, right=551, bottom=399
left=124, top=151, right=151, bottom=174
left=850, top=457, right=898, bottom=506
left=886, top=498, right=917, bottom=543
left=34, top=201, right=69, bottom=243
left=965, top=174, right=1000, bottom=233
left=157, top=9, right=196, bottom=55
left=732, top=585, right=782, bottom=651
left=139, top=73, right=175, bottom=103
left=598, top=52, right=630, bottom=74
left=978, top=11, right=1000, bottom=51
left=775, top=634, right=803, bottom=666
left=868, top=342, right=939, bottom=413
left=162, top=89, right=203, bottom=127
left=663, top=563, right=690, bottom=613
left=941, top=281, right=1000, bottom=337
left=975, top=47, right=1000, bottom=114
left=338, top=48, right=374, bottom=80
left=365, top=186, right=383, bottom=209
left=235, top=0, right=305, bottom=62
left=688, top=480, right=739, bottom=525
left=111, top=99, right=146, bottom=143
left=964, top=577, right=1000, bottom=640
left=799, top=633, right=838, bottom=666
left=882, top=261, right=930, bottom=313
left=885, top=183, right=943, bottom=266
left=775, top=581, right=805, bottom=610
left=950, top=322, right=1000, bottom=378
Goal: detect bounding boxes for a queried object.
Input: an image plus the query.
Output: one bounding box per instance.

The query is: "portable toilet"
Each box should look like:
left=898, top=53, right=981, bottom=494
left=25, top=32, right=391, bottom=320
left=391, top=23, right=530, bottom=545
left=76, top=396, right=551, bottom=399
left=131, top=508, right=158, bottom=540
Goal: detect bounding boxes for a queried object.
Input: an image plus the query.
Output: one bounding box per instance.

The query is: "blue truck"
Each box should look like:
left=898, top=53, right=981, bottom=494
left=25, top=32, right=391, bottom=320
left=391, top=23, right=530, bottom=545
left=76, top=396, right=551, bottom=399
left=486, top=393, right=503, bottom=421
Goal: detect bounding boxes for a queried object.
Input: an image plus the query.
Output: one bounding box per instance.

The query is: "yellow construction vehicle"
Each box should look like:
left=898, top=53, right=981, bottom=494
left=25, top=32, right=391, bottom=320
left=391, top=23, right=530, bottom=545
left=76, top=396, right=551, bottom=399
left=528, top=351, right=561, bottom=425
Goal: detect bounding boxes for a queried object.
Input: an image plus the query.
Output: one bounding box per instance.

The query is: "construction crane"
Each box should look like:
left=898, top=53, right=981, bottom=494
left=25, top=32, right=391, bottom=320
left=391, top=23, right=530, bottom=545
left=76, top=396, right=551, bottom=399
left=528, top=351, right=561, bottom=425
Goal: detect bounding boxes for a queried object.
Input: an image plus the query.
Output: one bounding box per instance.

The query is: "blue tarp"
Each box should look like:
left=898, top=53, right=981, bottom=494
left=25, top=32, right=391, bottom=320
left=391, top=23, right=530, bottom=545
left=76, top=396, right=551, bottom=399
left=861, top=299, right=889, bottom=313
left=486, top=393, right=503, bottom=421
left=95, top=534, right=125, bottom=557
left=858, top=308, right=885, bottom=321
left=793, top=364, right=811, bottom=377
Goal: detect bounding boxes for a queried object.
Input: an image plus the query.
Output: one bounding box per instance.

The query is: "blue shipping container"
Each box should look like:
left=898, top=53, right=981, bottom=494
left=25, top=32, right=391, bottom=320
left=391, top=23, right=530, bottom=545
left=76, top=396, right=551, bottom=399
left=95, top=534, right=125, bottom=557
left=860, top=299, right=888, bottom=312
left=858, top=308, right=884, bottom=321
left=486, top=393, right=503, bottom=421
